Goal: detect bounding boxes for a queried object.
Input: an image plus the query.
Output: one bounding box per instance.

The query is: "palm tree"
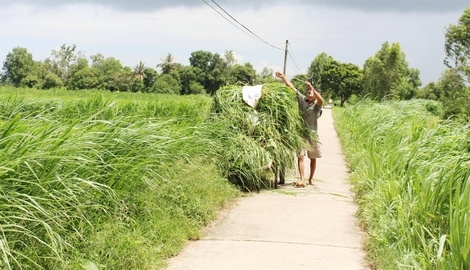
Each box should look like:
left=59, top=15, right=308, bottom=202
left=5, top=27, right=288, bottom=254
left=157, top=53, right=177, bottom=74
left=133, top=61, right=146, bottom=82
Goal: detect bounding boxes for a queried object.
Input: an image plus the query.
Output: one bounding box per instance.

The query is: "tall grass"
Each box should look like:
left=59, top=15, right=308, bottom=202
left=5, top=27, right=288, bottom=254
left=334, top=99, right=470, bottom=269
left=0, top=83, right=307, bottom=269
left=0, top=87, right=240, bottom=269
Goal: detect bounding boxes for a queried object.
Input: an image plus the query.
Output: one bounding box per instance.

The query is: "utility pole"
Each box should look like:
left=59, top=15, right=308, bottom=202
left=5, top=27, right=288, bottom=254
left=283, top=40, right=288, bottom=75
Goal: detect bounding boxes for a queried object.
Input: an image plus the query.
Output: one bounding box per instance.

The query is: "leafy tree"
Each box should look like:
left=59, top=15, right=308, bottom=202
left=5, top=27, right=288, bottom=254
left=362, top=42, right=421, bottom=100
left=441, top=7, right=470, bottom=120
left=224, top=50, right=237, bottom=68
left=133, top=61, right=146, bottom=83
left=20, top=74, right=40, bottom=88
left=47, top=44, right=82, bottom=84
left=189, top=50, right=227, bottom=94
left=362, top=57, right=385, bottom=99
left=91, top=56, right=124, bottom=91
left=322, top=61, right=363, bottom=106
left=258, top=67, right=275, bottom=84
left=151, top=74, right=180, bottom=94
left=188, top=82, right=206, bottom=94
left=142, top=67, right=158, bottom=92
left=444, top=7, right=470, bottom=83
left=67, top=57, right=94, bottom=90
left=68, top=66, right=98, bottom=90
left=131, top=61, right=148, bottom=92
left=307, top=52, right=335, bottom=87
left=179, top=65, right=202, bottom=95
left=90, top=53, right=105, bottom=67
left=228, top=63, right=256, bottom=85
left=114, top=67, right=134, bottom=92
left=2, top=47, right=36, bottom=86
left=42, top=73, right=64, bottom=89
left=416, top=81, right=444, bottom=100
left=437, top=68, right=469, bottom=119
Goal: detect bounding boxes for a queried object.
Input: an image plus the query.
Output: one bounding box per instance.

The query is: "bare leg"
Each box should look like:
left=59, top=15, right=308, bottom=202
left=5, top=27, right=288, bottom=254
left=308, top=158, right=316, bottom=185
left=297, top=156, right=306, bottom=186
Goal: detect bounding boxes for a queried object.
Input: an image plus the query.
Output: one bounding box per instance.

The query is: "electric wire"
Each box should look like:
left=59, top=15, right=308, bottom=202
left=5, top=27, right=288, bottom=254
left=287, top=41, right=314, bottom=81
left=202, top=0, right=262, bottom=43
left=287, top=51, right=303, bottom=74
left=203, top=0, right=312, bottom=79
left=205, top=0, right=284, bottom=51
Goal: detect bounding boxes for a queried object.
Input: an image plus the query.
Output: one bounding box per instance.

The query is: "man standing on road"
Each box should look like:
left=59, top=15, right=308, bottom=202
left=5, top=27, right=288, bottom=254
left=275, top=71, right=323, bottom=187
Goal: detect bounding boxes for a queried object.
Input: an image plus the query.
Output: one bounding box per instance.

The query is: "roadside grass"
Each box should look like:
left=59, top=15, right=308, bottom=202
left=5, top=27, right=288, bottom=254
left=0, top=83, right=306, bottom=269
left=333, top=99, right=470, bottom=269
left=0, top=87, right=240, bottom=269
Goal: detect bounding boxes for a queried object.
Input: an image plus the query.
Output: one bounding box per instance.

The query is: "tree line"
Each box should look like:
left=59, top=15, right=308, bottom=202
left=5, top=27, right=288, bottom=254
left=0, top=45, right=265, bottom=95
left=1, top=7, right=469, bottom=119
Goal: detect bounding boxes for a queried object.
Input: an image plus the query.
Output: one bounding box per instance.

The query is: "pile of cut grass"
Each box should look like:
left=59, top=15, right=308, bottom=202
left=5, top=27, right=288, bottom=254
left=211, top=83, right=308, bottom=190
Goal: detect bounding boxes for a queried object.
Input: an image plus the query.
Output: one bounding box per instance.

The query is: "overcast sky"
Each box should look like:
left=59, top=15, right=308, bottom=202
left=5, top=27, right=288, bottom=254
left=0, top=0, right=468, bottom=85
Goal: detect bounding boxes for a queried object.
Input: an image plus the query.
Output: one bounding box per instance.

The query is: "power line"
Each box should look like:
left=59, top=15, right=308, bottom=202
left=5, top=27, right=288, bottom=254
left=202, top=0, right=260, bottom=43
left=286, top=42, right=313, bottom=80
left=204, top=0, right=284, bottom=51
left=203, top=0, right=310, bottom=78
left=287, top=51, right=303, bottom=74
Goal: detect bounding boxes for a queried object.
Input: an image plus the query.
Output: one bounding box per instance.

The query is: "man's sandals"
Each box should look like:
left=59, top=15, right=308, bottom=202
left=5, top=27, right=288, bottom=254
left=293, top=181, right=306, bottom=188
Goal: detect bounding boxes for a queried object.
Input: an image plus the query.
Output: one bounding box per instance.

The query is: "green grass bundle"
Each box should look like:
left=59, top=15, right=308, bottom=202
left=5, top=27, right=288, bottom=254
left=211, top=82, right=307, bottom=190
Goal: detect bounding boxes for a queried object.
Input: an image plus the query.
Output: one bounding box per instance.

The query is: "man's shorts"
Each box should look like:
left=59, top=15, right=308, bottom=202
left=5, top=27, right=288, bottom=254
left=298, top=136, right=321, bottom=159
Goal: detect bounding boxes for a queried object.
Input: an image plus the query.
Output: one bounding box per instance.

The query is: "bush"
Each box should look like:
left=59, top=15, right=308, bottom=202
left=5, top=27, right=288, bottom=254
left=42, top=73, right=63, bottom=89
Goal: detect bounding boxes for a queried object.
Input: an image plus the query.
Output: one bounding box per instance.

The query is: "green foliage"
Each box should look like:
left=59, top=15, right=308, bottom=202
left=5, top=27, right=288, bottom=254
left=211, top=83, right=307, bottom=190
left=0, top=83, right=317, bottom=268
left=68, top=67, right=99, bottom=90
left=188, top=82, right=206, bottom=94
left=322, top=61, right=363, bottom=106
left=47, top=43, right=80, bottom=82
left=307, top=52, right=334, bottom=87
left=444, top=6, right=470, bottom=82
left=189, top=50, right=227, bottom=94
left=42, top=73, right=64, bottom=89
left=257, top=67, right=276, bottom=84
left=362, top=42, right=421, bottom=100
left=416, top=81, right=443, bottom=100
left=306, top=53, right=363, bottom=106
left=157, top=53, right=180, bottom=75
left=152, top=74, right=181, bottom=94
left=2, top=47, right=36, bottom=87
left=227, top=63, right=257, bottom=85
left=334, top=99, right=470, bottom=269
left=0, top=87, right=241, bottom=269
left=20, top=74, right=41, bottom=88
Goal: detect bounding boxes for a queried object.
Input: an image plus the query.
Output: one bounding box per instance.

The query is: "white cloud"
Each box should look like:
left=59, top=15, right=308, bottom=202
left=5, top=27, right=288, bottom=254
left=0, top=2, right=466, bottom=84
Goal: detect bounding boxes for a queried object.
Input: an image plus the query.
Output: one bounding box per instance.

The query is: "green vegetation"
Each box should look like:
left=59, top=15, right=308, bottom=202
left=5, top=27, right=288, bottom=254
left=212, top=83, right=309, bottom=190
left=2, top=6, right=470, bottom=120
left=334, top=99, right=470, bottom=269
left=0, top=5, right=469, bottom=269
left=0, top=83, right=306, bottom=269
left=0, top=87, right=238, bottom=269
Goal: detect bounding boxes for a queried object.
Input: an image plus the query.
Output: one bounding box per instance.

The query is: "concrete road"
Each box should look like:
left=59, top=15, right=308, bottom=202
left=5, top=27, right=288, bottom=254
left=165, top=106, right=369, bottom=270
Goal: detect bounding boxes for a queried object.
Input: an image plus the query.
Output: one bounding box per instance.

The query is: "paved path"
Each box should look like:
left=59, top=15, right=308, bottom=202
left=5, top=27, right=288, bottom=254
left=165, top=107, right=369, bottom=270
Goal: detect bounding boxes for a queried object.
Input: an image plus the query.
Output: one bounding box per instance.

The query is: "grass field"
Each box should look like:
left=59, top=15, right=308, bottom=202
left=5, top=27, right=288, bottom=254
left=0, top=85, right=306, bottom=269
left=4, top=85, right=467, bottom=269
